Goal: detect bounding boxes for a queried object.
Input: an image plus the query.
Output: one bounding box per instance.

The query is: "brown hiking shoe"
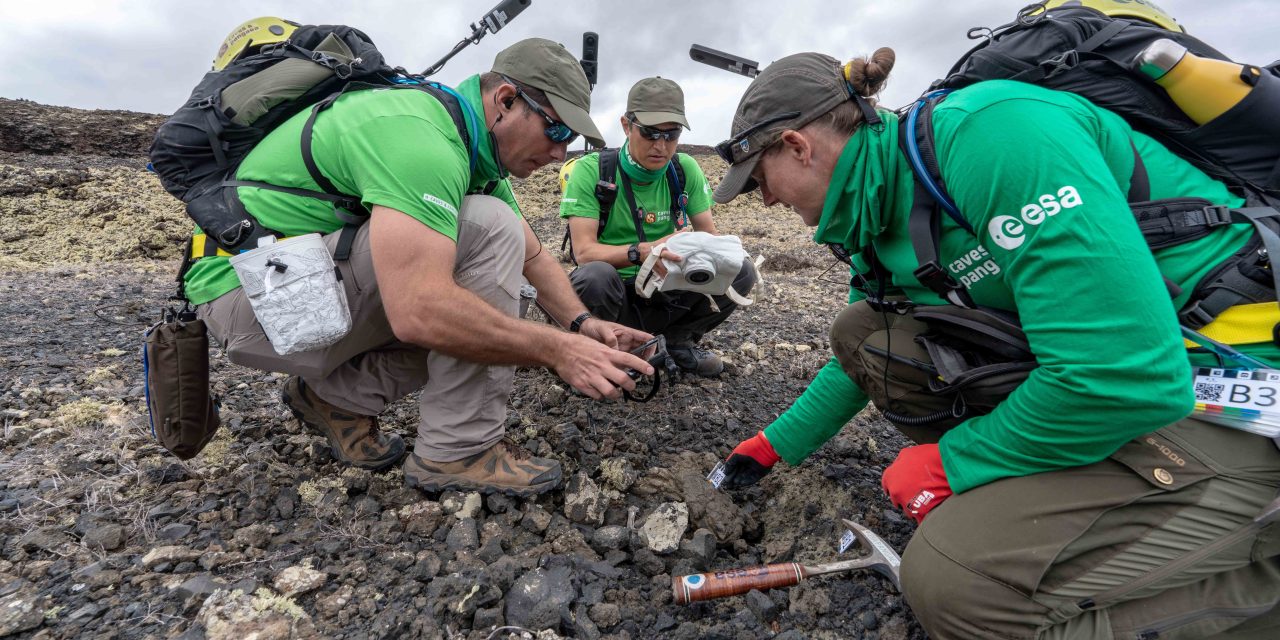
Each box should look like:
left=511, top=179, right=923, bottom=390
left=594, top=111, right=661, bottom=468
left=403, top=438, right=562, bottom=497
left=281, top=376, right=405, bottom=471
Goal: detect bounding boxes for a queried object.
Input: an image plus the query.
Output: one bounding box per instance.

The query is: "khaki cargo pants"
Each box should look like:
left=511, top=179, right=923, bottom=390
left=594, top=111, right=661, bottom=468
left=830, top=300, right=1280, bottom=639
left=199, top=195, right=524, bottom=462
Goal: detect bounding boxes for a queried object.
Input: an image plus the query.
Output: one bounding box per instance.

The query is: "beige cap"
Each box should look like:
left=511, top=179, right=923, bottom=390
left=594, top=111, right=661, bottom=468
left=627, top=77, right=690, bottom=129
left=492, top=37, right=606, bottom=148
left=713, top=52, right=852, bottom=204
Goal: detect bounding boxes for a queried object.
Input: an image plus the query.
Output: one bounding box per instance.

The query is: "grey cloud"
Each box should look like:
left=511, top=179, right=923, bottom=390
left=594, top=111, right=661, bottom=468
left=0, top=0, right=1271, bottom=145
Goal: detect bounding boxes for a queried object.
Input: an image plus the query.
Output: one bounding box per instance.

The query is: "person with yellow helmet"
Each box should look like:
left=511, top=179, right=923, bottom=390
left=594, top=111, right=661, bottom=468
left=212, top=17, right=300, bottom=71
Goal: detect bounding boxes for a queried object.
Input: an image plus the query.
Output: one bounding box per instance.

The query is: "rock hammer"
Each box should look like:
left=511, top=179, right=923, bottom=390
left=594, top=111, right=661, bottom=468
left=672, top=519, right=901, bottom=604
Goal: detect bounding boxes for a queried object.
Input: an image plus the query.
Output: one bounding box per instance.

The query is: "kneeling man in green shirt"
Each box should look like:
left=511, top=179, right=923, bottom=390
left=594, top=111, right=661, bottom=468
left=189, top=39, right=653, bottom=497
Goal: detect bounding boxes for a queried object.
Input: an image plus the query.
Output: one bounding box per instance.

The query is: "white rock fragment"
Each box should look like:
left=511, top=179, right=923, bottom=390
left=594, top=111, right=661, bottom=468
left=273, top=565, right=327, bottom=596
left=641, top=502, right=689, bottom=554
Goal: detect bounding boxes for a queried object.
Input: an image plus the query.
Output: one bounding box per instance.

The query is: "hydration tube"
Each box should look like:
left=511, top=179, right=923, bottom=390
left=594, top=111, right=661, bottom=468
left=1181, top=325, right=1275, bottom=370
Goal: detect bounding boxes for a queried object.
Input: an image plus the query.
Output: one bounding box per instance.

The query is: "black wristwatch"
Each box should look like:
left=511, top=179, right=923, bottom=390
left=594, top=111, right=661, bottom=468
left=569, top=311, right=592, bottom=333
left=627, top=243, right=642, bottom=265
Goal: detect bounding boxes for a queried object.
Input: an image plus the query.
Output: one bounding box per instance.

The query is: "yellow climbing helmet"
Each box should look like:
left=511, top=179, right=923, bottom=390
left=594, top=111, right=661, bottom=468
left=1033, top=0, right=1183, bottom=33
left=558, top=156, right=581, bottom=194
left=212, top=17, right=300, bottom=71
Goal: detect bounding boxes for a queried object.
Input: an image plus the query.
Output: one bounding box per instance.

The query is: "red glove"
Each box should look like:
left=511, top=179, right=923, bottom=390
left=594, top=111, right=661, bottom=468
left=721, top=431, right=782, bottom=488
left=881, top=444, right=952, bottom=524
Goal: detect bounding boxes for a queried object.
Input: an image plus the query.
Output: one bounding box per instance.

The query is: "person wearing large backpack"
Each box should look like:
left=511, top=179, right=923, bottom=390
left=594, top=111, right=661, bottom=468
left=560, top=77, right=756, bottom=377
left=183, top=37, right=656, bottom=498
left=710, top=43, right=1280, bottom=638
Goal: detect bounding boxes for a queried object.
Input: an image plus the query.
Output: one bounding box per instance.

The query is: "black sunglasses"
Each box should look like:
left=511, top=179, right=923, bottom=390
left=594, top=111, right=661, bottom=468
left=628, top=117, right=682, bottom=142
left=501, top=75, right=578, bottom=144
left=714, top=110, right=801, bottom=165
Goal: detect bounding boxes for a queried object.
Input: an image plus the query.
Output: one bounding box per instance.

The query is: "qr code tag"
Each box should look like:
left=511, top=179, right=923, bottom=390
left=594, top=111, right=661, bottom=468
left=1194, top=381, right=1226, bottom=403
left=707, top=462, right=726, bottom=489
left=838, top=529, right=856, bottom=554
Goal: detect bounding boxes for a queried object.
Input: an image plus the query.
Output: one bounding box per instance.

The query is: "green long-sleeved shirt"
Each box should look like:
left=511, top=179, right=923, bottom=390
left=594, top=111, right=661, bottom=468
left=764, top=80, right=1278, bottom=493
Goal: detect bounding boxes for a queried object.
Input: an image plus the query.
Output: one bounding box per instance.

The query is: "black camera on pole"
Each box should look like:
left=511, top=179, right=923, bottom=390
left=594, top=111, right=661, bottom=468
left=689, top=44, right=760, bottom=78
left=581, top=32, right=599, bottom=87
left=422, top=0, right=534, bottom=77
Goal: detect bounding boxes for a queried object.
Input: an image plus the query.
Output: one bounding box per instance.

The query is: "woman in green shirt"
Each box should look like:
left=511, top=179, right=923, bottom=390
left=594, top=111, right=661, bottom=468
left=712, top=49, right=1280, bottom=638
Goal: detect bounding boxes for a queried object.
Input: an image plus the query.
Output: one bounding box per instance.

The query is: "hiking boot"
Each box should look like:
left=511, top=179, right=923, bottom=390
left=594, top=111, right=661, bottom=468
left=403, top=438, right=562, bottom=497
left=667, top=343, right=724, bottom=377
left=281, top=376, right=405, bottom=471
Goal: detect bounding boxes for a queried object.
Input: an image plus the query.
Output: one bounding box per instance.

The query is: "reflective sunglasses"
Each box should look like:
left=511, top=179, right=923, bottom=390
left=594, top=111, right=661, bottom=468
left=714, top=110, right=801, bottom=165
left=513, top=88, right=579, bottom=144
left=628, top=117, right=682, bottom=142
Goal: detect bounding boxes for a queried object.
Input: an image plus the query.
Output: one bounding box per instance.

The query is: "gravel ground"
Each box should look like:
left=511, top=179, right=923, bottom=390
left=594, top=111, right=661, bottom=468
left=0, top=100, right=925, bottom=639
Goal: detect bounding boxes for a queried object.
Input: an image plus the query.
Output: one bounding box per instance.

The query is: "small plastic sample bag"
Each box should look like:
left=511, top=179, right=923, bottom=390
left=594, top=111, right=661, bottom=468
left=229, top=233, right=351, bottom=355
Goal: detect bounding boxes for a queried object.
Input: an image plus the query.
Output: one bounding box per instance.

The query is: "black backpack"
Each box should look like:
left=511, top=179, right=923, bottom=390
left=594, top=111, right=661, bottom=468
left=561, top=148, right=689, bottom=264
left=931, top=3, right=1280, bottom=193
left=866, top=4, right=1280, bottom=336
left=150, top=24, right=477, bottom=260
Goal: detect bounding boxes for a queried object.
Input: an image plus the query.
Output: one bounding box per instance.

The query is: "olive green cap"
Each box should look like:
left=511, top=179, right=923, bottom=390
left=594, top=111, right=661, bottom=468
left=492, top=37, right=606, bottom=148
left=713, top=52, right=851, bottom=204
left=627, top=77, right=690, bottom=129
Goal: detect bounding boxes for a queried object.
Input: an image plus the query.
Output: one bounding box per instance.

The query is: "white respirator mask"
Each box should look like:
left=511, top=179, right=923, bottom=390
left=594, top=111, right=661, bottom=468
left=634, top=232, right=760, bottom=310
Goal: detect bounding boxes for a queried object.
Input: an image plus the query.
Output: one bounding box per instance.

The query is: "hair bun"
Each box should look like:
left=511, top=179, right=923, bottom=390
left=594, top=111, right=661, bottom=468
left=845, top=47, right=896, bottom=97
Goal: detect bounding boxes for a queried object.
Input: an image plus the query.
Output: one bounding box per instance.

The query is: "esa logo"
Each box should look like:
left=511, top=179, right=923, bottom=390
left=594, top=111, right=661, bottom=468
left=987, top=186, right=1083, bottom=250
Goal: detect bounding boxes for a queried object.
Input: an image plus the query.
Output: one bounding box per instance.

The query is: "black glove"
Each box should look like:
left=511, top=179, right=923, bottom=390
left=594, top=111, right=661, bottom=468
left=720, top=432, right=781, bottom=488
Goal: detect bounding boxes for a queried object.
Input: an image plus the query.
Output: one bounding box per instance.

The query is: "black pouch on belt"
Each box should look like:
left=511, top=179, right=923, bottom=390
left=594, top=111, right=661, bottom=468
left=142, top=306, right=220, bottom=459
left=912, top=305, right=1038, bottom=417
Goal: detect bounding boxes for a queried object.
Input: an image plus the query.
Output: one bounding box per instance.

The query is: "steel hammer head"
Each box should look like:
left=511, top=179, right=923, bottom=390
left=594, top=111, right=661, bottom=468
left=842, top=519, right=902, bottom=592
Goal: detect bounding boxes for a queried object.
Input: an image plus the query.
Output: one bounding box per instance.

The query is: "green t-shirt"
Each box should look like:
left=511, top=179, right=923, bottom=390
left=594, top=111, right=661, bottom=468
left=559, top=146, right=713, bottom=278
left=183, top=75, right=520, bottom=304
left=764, top=80, right=1277, bottom=494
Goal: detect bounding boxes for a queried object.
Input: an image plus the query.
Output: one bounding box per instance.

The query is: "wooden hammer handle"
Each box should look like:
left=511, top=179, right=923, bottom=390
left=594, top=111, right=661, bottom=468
left=672, top=563, right=807, bottom=604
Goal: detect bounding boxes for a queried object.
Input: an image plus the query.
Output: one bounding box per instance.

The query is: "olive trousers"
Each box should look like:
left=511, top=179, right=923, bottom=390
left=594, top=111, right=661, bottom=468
left=830, top=300, right=1280, bottom=639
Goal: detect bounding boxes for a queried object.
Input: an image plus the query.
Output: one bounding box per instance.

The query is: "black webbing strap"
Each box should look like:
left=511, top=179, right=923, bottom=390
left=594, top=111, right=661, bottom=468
left=1074, top=20, right=1130, bottom=57
left=333, top=224, right=360, bottom=262
left=1133, top=200, right=1234, bottom=250
left=667, top=159, right=688, bottom=229
left=1008, top=19, right=1129, bottom=84
left=223, top=179, right=358, bottom=204
left=203, top=107, right=228, bottom=169
left=617, top=170, right=648, bottom=243
left=563, top=149, right=622, bottom=265
left=853, top=94, right=884, bottom=129
left=1180, top=207, right=1280, bottom=329
left=596, top=148, right=620, bottom=235
left=300, top=96, right=370, bottom=227
left=900, top=96, right=975, bottom=308
left=907, top=179, right=976, bottom=308
left=1128, top=143, right=1150, bottom=202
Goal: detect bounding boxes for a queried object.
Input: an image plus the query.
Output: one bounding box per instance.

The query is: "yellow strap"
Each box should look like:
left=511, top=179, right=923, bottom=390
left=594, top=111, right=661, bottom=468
left=190, top=234, right=235, bottom=259
left=1184, top=302, right=1280, bottom=348
left=190, top=233, right=299, bottom=259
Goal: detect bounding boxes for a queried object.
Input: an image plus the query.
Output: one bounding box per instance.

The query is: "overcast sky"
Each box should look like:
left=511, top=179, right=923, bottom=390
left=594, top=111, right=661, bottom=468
left=0, top=1, right=1272, bottom=146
